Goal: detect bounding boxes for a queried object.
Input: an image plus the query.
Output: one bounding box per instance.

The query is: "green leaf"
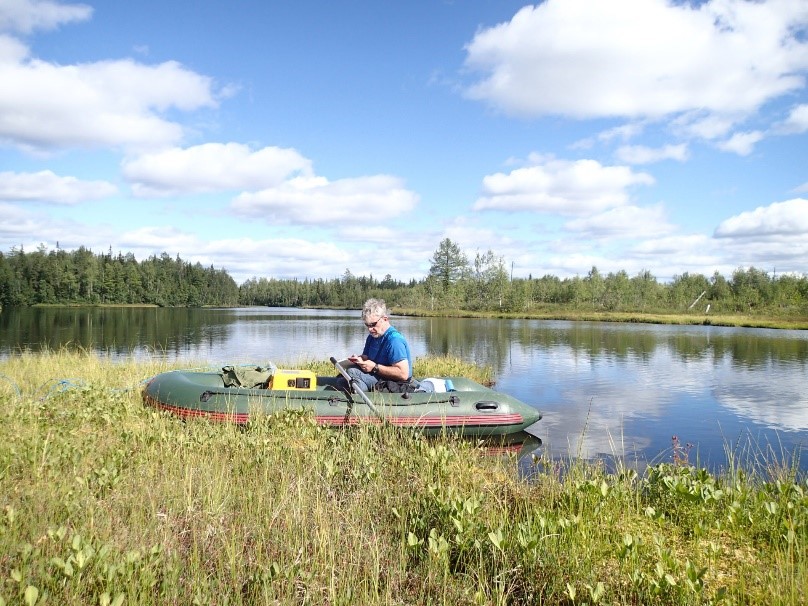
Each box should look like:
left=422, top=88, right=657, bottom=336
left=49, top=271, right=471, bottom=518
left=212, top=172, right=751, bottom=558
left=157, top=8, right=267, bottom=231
left=565, top=583, right=576, bottom=601
left=488, top=529, right=504, bottom=551
left=24, top=586, right=39, bottom=606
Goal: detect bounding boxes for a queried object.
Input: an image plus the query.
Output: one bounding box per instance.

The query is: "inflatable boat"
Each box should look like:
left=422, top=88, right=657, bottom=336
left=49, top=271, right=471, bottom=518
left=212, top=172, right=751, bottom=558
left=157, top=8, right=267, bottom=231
left=141, top=360, right=541, bottom=437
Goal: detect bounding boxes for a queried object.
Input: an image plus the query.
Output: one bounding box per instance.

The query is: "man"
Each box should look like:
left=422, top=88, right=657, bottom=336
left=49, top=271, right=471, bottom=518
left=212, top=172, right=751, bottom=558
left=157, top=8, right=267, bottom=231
left=339, top=298, right=413, bottom=393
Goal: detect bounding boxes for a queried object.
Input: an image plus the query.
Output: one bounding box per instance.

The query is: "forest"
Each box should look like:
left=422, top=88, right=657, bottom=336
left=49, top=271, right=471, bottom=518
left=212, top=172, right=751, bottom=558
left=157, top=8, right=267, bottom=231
left=2, top=240, right=807, bottom=317
left=0, top=245, right=239, bottom=308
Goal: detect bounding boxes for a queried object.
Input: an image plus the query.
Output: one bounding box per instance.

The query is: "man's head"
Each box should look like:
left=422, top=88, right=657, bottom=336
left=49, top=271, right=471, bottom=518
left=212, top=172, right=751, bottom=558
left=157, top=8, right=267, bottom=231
left=362, top=298, right=390, bottom=338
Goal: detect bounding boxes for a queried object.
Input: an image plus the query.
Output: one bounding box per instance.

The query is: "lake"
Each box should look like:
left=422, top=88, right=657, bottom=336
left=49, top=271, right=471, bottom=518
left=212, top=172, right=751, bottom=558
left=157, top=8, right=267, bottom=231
left=2, top=306, right=807, bottom=474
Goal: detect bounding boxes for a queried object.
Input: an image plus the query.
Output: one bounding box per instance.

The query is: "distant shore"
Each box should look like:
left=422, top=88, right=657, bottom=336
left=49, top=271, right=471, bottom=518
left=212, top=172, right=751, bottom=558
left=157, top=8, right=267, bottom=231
left=19, top=303, right=808, bottom=330
left=395, top=307, right=808, bottom=331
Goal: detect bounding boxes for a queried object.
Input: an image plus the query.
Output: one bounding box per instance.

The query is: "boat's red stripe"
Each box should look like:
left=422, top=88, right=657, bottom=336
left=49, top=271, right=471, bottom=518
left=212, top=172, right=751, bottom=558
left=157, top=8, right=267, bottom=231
left=314, top=415, right=525, bottom=427
left=145, top=397, right=525, bottom=427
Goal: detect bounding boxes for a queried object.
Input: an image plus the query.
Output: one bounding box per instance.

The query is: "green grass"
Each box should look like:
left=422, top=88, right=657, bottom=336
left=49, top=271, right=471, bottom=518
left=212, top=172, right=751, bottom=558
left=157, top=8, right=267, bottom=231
left=395, top=307, right=808, bottom=331
left=1, top=351, right=806, bottom=605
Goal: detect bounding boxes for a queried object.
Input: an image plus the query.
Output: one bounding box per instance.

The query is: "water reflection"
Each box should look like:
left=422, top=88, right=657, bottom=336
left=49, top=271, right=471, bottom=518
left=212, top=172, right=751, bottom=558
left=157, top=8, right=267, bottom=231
left=1, top=307, right=806, bottom=472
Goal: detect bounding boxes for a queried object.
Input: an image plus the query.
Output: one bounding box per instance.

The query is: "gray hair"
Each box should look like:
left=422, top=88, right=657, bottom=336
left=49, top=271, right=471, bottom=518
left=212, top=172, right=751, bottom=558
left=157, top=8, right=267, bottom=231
left=362, top=298, right=388, bottom=320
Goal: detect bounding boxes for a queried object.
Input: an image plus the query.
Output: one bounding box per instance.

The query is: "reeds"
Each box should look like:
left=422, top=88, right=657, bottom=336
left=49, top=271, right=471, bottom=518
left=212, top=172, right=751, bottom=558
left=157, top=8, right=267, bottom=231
left=1, top=351, right=806, bottom=605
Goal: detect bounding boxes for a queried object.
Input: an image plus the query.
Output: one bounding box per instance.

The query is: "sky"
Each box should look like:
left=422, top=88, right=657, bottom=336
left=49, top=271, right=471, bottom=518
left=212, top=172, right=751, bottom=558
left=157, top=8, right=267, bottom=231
left=1, top=0, right=807, bottom=285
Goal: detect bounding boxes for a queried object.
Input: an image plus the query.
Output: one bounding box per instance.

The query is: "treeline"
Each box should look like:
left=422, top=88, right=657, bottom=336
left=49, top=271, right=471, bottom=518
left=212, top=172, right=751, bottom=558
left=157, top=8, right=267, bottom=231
left=240, top=265, right=808, bottom=316
left=240, top=238, right=808, bottom=316
left=2, top=241, right=807, bottom=316
left=0, top=246, right=239, bottom=307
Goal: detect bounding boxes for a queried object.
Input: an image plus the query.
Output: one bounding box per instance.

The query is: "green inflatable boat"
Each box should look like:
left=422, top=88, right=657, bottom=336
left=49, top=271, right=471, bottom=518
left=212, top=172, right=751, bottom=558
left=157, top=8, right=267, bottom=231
left=142, top=359, right=541, bottom=437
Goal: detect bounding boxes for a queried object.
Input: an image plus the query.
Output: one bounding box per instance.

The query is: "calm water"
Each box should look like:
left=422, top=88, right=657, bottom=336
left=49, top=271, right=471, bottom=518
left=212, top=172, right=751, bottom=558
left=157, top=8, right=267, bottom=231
left=2, top=306, right=807, bottom=473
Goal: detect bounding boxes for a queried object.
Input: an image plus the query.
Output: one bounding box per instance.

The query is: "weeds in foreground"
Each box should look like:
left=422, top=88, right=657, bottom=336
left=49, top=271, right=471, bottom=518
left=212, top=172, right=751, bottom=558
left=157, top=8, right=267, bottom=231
left=0, top=351, right=806, bottom=605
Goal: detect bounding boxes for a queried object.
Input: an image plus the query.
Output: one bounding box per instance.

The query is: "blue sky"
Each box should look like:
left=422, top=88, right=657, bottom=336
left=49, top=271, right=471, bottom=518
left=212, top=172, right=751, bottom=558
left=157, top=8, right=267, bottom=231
left=1, top=0, right=807, bottom=285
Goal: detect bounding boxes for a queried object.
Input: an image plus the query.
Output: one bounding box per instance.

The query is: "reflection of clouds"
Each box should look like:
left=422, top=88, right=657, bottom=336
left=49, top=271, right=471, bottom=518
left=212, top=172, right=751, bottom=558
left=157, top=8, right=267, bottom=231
left=502, top=336, right=808, bottom=462
left=536, top=400, right=653, bottom=462
left=505, top=344, right=667, bottom=459
left=713, top=358, right=808, bottom=431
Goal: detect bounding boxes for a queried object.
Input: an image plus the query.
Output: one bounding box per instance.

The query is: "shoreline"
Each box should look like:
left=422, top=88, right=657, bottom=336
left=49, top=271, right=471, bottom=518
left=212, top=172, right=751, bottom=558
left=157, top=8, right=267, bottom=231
left=18, top=303, right=808, bottom=330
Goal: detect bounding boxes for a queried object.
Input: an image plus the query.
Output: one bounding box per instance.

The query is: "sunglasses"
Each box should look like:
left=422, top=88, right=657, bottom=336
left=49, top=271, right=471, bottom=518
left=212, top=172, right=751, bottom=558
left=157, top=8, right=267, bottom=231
left=364, top=317, right=385, bottom=328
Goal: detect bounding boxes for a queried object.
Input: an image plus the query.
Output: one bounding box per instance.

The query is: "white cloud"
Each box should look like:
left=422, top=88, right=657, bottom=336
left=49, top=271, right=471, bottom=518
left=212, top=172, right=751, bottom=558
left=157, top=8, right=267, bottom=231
left=779, top=104, right=808, bottom=134
left=674, top=112, right=738, bottom=140
left=0, top=201, right=38, bottom=236
left=114, top=229, right=351, bottom=281
left=463, top=0, right=808, bottom=124
left=473, top=158, right=654, bottom=215
left=231, top=175, right=420, bottom=224
left=572, top=122, right=646, bottom=151
left=116, top=230, right=433, bottom=283
left=715, top=198, right=808, bottom=238
left=626, top=234, right=729, bottom=279
left=0, top=202, right=116, bottom=252
left=632, top=234, right=713, bottom=256
left=565, top=204, right=674, bottom=238
left=706, top=199, right=808, bottom=273
left=0, top=33, right=28, bottom=62
left=0, top=0, right=91, bottom=34
left=123, top=143, right=313, bottom=196
left=615, top=143, right=689, bottom=164
left=598, top=123, right=646, bottom=143
left=0, top=170, right=117, bottom=204
left=0, top=49, right=218, bottom=150
left=717, top=130, right=765, bottom=155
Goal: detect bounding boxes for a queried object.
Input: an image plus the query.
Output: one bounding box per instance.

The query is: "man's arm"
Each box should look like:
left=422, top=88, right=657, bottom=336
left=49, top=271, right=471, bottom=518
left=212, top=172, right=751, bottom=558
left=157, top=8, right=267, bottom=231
left=375, top=358, right=409, bottom=381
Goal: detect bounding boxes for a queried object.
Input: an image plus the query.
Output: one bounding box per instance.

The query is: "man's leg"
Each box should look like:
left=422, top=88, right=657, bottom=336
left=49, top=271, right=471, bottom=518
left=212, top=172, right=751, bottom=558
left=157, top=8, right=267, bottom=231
left=336, top=366, right=378, bottom=393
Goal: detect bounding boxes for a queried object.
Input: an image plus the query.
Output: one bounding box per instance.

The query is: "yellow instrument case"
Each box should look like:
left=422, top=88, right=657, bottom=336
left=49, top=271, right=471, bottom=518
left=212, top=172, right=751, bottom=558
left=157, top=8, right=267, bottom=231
left=269, top=369, right=317, bottom=390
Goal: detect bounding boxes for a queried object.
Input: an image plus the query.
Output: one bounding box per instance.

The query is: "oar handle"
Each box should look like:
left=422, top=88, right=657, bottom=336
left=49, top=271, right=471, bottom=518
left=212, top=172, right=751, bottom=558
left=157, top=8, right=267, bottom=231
left=330, top=356, right=382, bottom=420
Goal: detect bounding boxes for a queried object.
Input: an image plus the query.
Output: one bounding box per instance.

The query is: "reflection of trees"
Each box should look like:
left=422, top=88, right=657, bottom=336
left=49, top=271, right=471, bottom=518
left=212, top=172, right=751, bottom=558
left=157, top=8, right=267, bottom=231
left=0, top=307, right=240, bottom=356
left=420, top=318, right=808, bottom=372
left=421, top=318, right=513, bottom=374
left=709, top=333, right=808, bottom=369
left=4, top=309, right=806, bottom=374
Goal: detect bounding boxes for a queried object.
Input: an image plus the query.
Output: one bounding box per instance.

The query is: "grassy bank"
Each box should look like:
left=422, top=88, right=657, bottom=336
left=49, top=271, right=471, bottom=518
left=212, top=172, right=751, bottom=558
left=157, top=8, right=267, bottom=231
left=15, top=303, right=808, bottom=330
left=395, top=307, right=808, bottom=331
left=1, top=352, right=806, bottom=605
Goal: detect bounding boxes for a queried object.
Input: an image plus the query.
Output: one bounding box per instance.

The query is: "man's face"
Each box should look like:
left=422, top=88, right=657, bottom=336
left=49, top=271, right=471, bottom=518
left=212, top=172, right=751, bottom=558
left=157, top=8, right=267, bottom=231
left=363, top=314, right=389, bottom=338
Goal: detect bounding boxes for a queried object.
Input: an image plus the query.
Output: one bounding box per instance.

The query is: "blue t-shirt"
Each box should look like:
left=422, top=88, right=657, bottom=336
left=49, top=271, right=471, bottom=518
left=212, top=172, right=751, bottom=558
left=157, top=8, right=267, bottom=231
left=362, top=325, right=413, bottom=379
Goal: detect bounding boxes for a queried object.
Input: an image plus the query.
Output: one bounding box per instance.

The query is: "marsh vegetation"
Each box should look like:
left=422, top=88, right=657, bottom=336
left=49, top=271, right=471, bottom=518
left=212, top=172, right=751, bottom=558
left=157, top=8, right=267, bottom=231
left=0, top=352, right=806, bottom=605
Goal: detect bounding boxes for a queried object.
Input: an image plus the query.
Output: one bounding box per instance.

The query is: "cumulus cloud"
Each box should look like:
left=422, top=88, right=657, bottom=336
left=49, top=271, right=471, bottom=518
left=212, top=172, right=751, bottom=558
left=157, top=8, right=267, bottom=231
left=0, top=200, right=38, bottom=236
left=473, top=157, right=654, bottom=215
left=615, top=143, right=689, bottom=164
left=0, top=0, right=91, bottom=34
left=779, top=104, right=808, bottom=134
left=464, top=0, right=808, bottom=121
left=115, top=229, right=347, bottom=280
left=715, top=198, right=808, bottom=238
left=123, top=143, right=313, bottom=196
left=231, top=175, right=420, bottom=224
left=0, top=170, right=117, bottom=204
left=0, top=45, right=218, bottom=150
left=565, top=204, right=674, bottom=238
left=632, top=234, right=713, bottom=256
left=0, top=200, right=119, bottom=253
left=706, top=199, right=808, bottom=273
left=463, top=0, right=808, bottom=161
left=717, top=130, right=765, bottom=156
left=627, top=234, right=727, bottom=278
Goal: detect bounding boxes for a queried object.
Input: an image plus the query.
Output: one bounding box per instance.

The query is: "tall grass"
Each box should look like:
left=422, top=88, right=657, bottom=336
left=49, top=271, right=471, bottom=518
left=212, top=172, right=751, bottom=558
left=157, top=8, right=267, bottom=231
left=1, top=351, right=806, bottom=605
